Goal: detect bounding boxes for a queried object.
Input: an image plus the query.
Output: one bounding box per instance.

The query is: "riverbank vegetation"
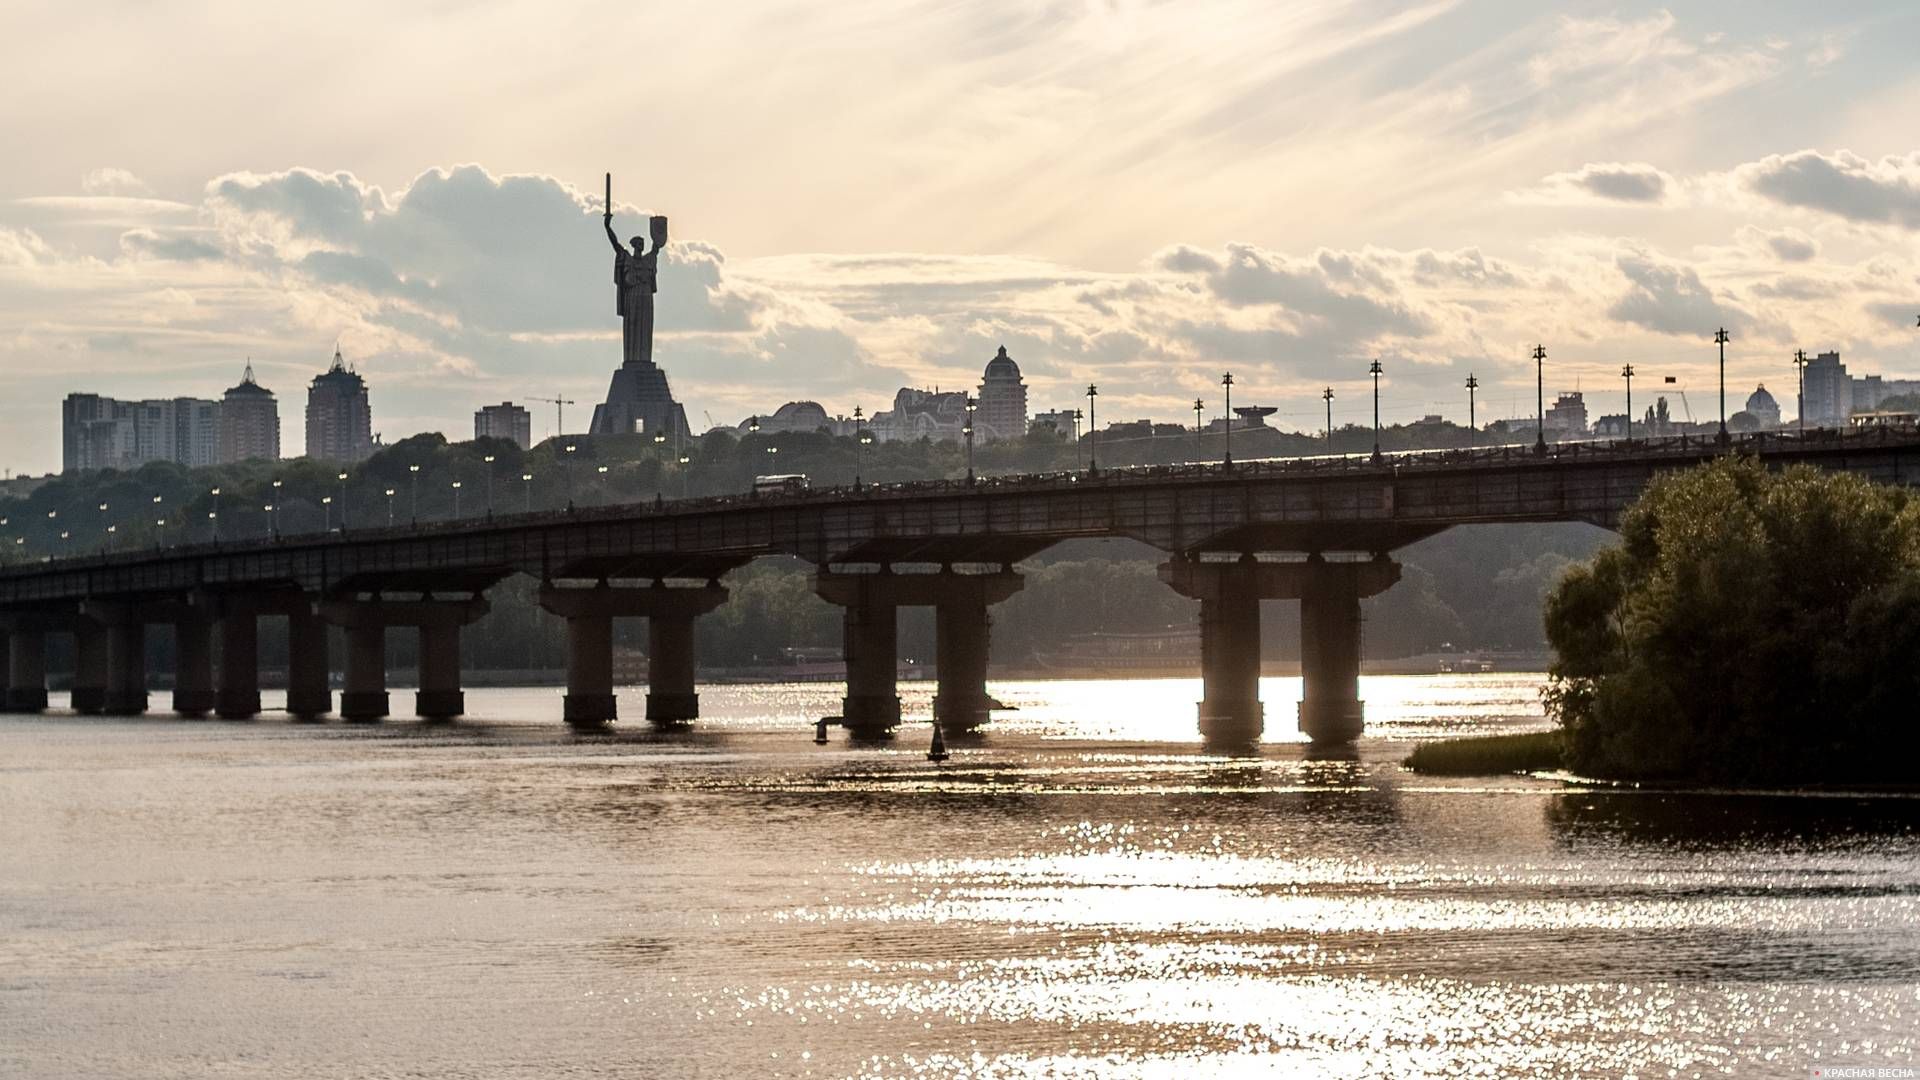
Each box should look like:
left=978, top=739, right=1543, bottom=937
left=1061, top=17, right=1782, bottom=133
left=1542, top=458, right=1920, bottom=785
left=1403, top=730, right=1563, bottom=775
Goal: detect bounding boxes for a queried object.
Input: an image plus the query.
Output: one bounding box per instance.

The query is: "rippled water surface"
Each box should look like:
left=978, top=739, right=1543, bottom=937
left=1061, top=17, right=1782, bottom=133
left=3, top=675, right=1917, bottom=1078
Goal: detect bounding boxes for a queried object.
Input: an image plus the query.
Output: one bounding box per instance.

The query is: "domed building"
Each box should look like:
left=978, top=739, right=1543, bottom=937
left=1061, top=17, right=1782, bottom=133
left=975, top=345, right=1028, bottom=442
left=1745, top=384, right=1781, bottom=430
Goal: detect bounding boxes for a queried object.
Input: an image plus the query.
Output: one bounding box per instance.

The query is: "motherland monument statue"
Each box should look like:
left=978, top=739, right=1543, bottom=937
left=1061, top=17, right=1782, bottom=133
left=589, top=173, right=690, bottom=438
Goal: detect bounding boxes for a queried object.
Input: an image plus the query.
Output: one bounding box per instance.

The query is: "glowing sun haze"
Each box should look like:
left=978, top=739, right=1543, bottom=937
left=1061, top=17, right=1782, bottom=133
left=2, top=0, right=1918, bottom=471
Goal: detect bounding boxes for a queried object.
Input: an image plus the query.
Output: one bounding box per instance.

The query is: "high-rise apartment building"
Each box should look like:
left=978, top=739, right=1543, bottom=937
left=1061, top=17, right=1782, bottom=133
left=305, top=347, right=375, bottom=463
left=62, top=393, right=220, bottom=473
left=1803, top=351, right=1849, bottom=428
left=474, top=401, right=533, bottom=449
left=217, top=364, right=280, bottom=464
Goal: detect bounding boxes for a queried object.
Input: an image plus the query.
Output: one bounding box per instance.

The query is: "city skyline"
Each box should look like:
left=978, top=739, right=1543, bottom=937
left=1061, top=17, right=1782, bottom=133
left=4, top=3, right=1920, bottom=473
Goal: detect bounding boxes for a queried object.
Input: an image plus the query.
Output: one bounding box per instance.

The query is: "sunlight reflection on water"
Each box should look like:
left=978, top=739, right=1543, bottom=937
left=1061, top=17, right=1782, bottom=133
left=1, top=674, right=1914, bottom=1078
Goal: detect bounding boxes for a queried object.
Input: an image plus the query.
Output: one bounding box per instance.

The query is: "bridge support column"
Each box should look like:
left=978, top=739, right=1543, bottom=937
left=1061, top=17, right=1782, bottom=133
left=8, top=629, right=47, bottom=712
left=540, top=581, right=730, bottom=727
left=285, top=608, right=332, bottom=720
left=216, top=612, right=261, bottom=719
left=173, top=616, right=215, bottom=717
left=814, top=567, right=1024, bottom=738
left=1161, top=554, right=1400, bottom=746
left=71, top=622, right=107, bottom=714
left=322, top=595, right=490, bottom=722
left=1299, top=557, right=1370, bottom=746
left=103, top=619, right=148, bottom=716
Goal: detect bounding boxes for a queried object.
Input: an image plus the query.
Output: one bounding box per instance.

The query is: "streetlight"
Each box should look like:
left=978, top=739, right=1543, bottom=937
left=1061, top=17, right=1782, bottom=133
left=677, top=455, right=690, bottom=499
left=1793, top=349, right=1808, bottom=436
left=1532, top=344, right=1548, bottom=454
left=1323, top=386, right=1335, bottom=445
left=1621, top=363, right=1635, bottom=443
left=208, top=488, right=220, bottom=539
left=1714, top=327, right=1730, bottom=445
left=1084, top=384, right=1098, bottom=474
left=595, top=464, right=609, bottom=505
left=1221, top=372, right=1235, bottom=465
left=408, top=463, right=420, bottom=523
left=748, top=416, right=760, bottom=435
left=1072, top=409, right=1083, bottom=469
left=105, top=523, right=116, bottom=552
left=853, top=406, right=867, bottom=489
left=451, top=480, right=463, bottom=518
left=270, top=478, right=282, bottom=536
left=1369, top=358, right=1383, bottom=460
left=482, top=455, right=495, bottom=518
left=964, top=395, right=978, bottom=485
left=262, top=504, right=275, bottom=540
left=521, top=472, right=534, bottom=513
left=322, top=494, right=334, bottom=531
left=1192, top=398, right=1204, bottom=455
left=385, top=487, right=396, bottom=526
left=564, top=443, right=577, bottom=509
left=337, top=472, right=349, bottom=529
left=1465, top=375, right=1478, bottom=445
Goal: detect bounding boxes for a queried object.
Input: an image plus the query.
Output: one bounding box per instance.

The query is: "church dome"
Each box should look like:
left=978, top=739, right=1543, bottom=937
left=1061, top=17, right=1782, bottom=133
left=1745, top=385, right=1778, bottom=414
left=983, top=345, right=1021, bottom=380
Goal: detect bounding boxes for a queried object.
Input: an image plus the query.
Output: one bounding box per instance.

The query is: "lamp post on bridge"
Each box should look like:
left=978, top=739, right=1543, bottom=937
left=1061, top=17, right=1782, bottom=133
left=385, top=487, right=396, bottom=527
left=1084, top=384, right=1098, bottom=474
left=1323, top=386, right=1334, bottom=446
left=852, top=406, right=866, bottom=490
left=1072, top=409, right=1083, bottom=469
left=322, top=495, right=333, bottom=531
left=451, top=480, right=463, bottom=519
left=482, top=455, right=495, bottom=518
left=407, top=463, right=420, bottom=524
left=678, top=455, right=691, bottom=498
left=1714, top=327, right=1731, bottom=446
left=1193, top=398, right=1204, bottom=455
left=521, top=472, right=534, bottom=513
left=1221, top=372, right=1234, bottom=466
left=964, top=395, right=977, bottom=485
left=1793, top=349, right=1808, bottom=436
left=337, top=472, right=349, bottom=530
left=1465, top=374, right=1478, bottom=445
left=563, top=443, right=577, bottom=510
left=1369, top=358, right=1383, bottom=461
left=270, top=479, right=282, bottom=536
left=1532, top=344, right=1547, bottom=455
left=1621, top=363, right=1635, bottom=443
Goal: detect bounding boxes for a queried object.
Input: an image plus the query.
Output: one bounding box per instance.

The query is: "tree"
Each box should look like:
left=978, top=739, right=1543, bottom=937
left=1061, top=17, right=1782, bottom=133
left=1543, top=457, right=1920, bottom=784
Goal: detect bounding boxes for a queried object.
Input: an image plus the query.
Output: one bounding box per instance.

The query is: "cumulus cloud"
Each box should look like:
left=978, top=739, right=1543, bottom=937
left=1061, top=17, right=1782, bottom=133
left=1735, top=150, right=1920, bottom=229
left=1522, top=162, right=1674, bottom=205
left=1607, top=250, right=1751, bottom=335
left=80, top=168, right=154, bottom=197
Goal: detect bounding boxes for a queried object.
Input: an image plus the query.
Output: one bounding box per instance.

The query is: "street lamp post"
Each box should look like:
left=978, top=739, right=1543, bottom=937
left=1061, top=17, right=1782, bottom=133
left=1222, top=372, right=1234, bottom=466
left=521, top=472, right=534, bottom=513
left=677, top=455, right=690, bottom=498
left=385, top=487, right=396, bottom=526
left=322, top=495, right=333, bottom=531
left=1072, top=409, right=1083, bottom=469
left=1084, top=384, right=1098, bottom=473
left=270, top=479, right=282, bottom=536
left=1465, top=374, right=1478, bottom=445
left=262, top=503, right=275, bottom=540
left=1793, top=349, right=1808, bottom=436
left=407, top=464, right=420, bottom=523
left=595, top=464, right=609, bottom=505
left=1532, top=344, right=1548, bottom=454
left=451, top=480, right=463, bottom=519
left=337, top=472, right=349, bottom=530
left=563, top=443, right=577, bottom=509
left=964, top=396, right=977, bottom=485
left=1622, top=363, right=1635, bottom=443
left=482, top=455, right=495, bottom=518
left=1323, top=386, right=1334, bottom=445
left=1369, top=358, right=1383, bottom=460
left=1714, top=327, right=1731, bottom=445
left=1193, top=398, right=1204, bottom=455
left=853, top=406, right=866, bottom=490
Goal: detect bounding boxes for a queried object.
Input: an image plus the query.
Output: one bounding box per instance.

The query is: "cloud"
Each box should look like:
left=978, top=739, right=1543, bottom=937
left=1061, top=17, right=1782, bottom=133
left=1607, top=250, right=1751, bottom=336
left=1762, top=228, right=1818, bottom=262
left=1522, top=162, right=1674, bottom=205
left=119, top=228, right=223, bottom=262
left=81, top=168, right=155, bottom=198
left=1735, top=150, right=1920, bottom=229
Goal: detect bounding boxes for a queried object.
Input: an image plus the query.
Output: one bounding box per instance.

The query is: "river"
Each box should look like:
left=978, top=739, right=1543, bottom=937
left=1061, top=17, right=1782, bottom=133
left=2, top=675, right=1916, bottom=1078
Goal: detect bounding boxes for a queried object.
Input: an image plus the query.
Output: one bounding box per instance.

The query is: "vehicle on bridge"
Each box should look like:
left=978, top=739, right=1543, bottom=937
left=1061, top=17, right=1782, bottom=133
left=752, top=474, right=810, bottom=496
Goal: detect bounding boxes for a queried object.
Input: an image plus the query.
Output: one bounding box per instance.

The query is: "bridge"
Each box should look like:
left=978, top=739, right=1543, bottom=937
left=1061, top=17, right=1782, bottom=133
left=3, top=428, right=1916, bottom=746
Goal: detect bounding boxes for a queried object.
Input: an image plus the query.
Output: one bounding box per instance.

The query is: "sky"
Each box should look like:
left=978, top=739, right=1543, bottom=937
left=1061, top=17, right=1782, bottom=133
left=2, top=0, right=1919, bottom=474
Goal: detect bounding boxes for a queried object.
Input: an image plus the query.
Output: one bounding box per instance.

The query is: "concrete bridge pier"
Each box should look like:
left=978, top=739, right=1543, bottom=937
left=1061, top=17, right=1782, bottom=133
left=285, top=608, right=332, bottom=720
left=71, top=622, right=107, bottom=714
left=173, top=615, right=216, bottom=717
left=323, top=596, right=489, bottom=721
left=1160, top=554, right=1400, bottom=747
left=539, top=581, right=729, bottom=727
left=103, top=619, right=148, bottom=716
left=216, top=611, right=261, bottom=719
left=7, top=628, right=47, bottom=712
left=814, top=567, right=1024, bottom=738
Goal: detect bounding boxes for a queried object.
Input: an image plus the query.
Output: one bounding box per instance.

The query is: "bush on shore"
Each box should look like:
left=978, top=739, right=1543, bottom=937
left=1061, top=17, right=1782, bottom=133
left=1404, top=730, right=1564, bottom=775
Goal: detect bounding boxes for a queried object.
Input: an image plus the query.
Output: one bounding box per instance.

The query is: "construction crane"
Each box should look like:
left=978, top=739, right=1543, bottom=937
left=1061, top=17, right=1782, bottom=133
left=531, top=396, right=576, bottom=439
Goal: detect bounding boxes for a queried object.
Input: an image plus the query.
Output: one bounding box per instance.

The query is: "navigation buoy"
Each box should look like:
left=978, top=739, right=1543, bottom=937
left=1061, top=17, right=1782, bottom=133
left=813, top=717, right=830, bottom=745
left=926, top=720, right=950, bottom=763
